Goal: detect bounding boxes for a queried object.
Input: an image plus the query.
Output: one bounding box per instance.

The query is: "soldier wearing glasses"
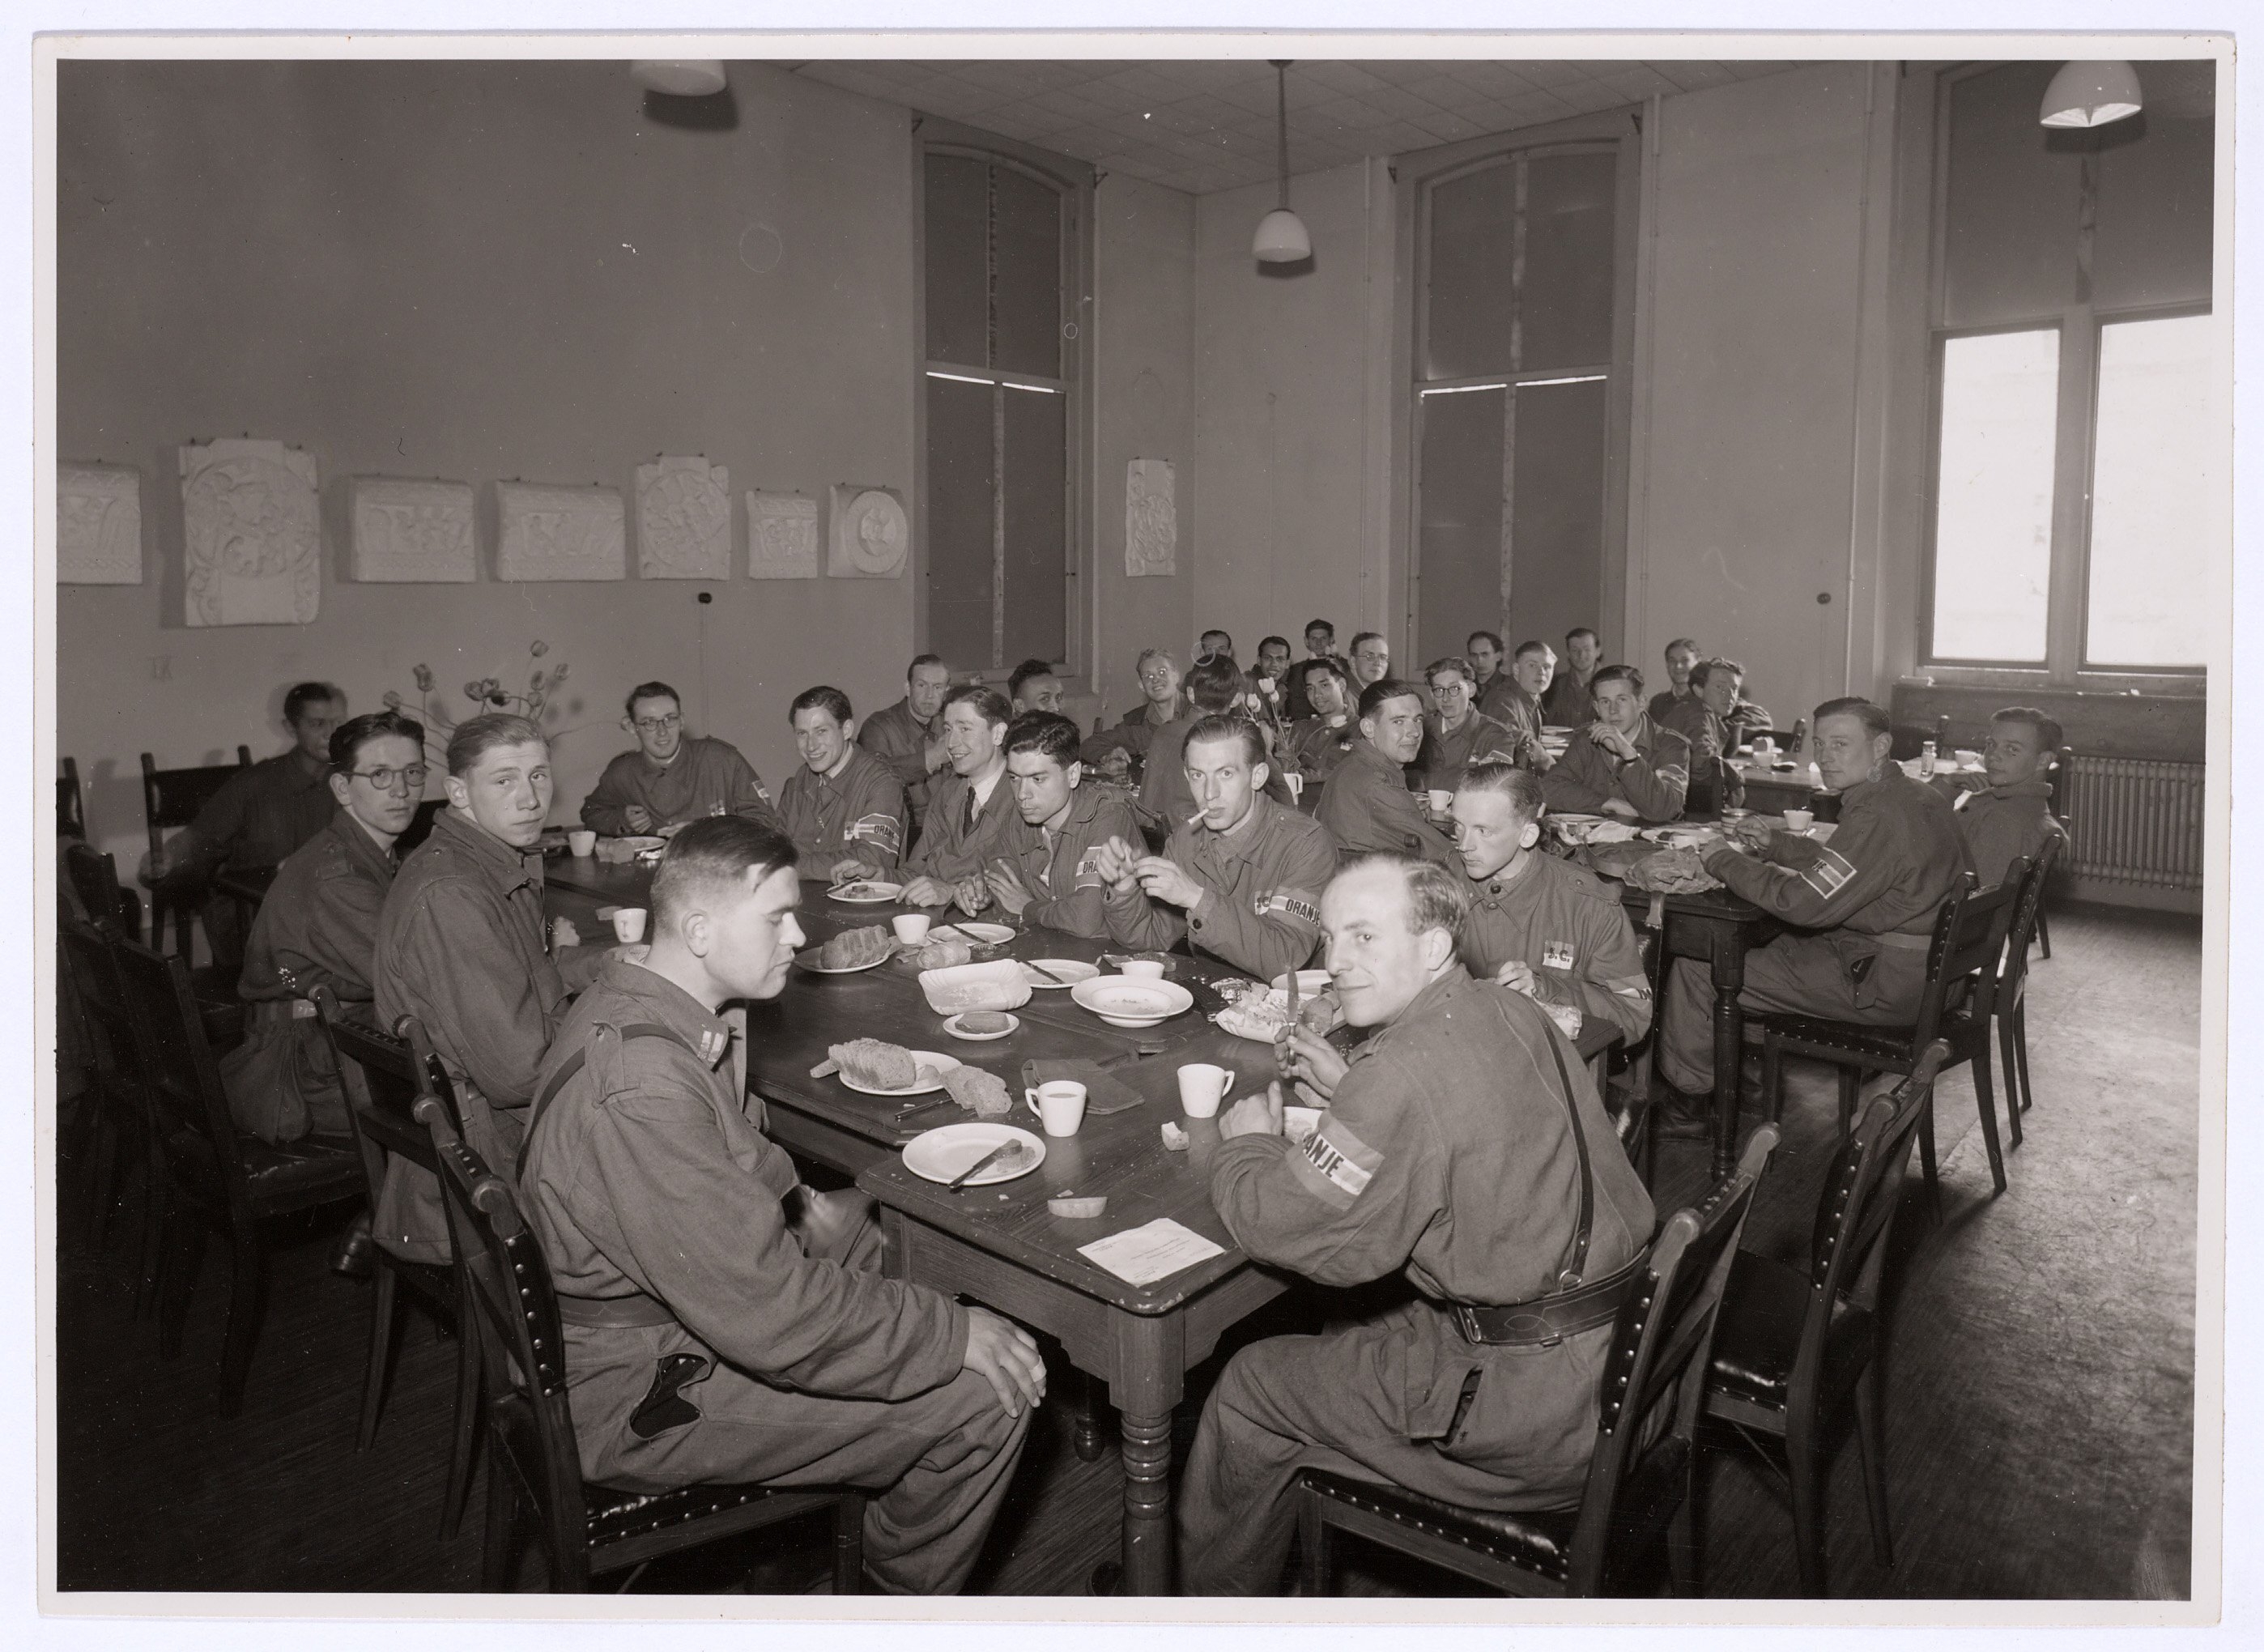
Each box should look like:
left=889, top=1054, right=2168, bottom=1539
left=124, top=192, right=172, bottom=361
left=581, top=680, right=781, bottom=837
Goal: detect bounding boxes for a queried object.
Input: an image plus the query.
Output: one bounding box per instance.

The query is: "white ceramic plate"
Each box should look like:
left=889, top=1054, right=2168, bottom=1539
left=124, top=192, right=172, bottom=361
left=1021, top=959, right=1100, bottom=989
left=902, top=1122, right=1047, bottom=1186
left=828, top=880, right=904, bottom=905
left=613, top=834, right=666, bottom=853
left=1547, top=812, right=1604, bottom=826
left=1641, top=825, right=1717, bottom=847
left=930, top=921, right=1015, bottom=946
left=942, top=1011, right=1019, bottom=1042
left=1270, top=969, right=1332, bottom=998
left=839, top=1050, right=962, bottom=1097
left=1071, top=975, right=1195, bottom=1028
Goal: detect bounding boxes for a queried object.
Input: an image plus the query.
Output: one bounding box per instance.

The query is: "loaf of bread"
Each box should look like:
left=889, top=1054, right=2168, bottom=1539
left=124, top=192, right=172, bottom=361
left=828, top=1038, right=919, bottom=1090
left=819, top=926, right=893, bottom=969
left=941, top=1065, right=1013, bottom=1118
left=913, top=937, right=974, bottom=970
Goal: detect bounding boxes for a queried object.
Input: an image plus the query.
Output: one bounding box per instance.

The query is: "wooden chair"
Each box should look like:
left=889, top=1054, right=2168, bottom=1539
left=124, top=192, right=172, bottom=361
left=58, top=918, right=164, bottom=1290
left=1887, top=714, right=1951, bottom=764
left=139, top=746, right=252, bottom=959
left=311, top=988, right=479, bottom=1541
left=110, top=938, right=363, bottom=1416
left=1294, top=1124, right=1781, bottom=1598
left=59, top=756, right=85, bottom=841
left=1994, top=837, right=2062, bottom=1143
left=2034, top=745, right=2075, bottom=960
left=421, top=1107, right=868, bottom=1595
left=1606, top=925, right=1666, bottom=1185
left=64, top=841, right=143, bottom=942
left=1699, top=1044, right=1947, bottom=1596
left=1751, top=871, right=2022, bottom=1198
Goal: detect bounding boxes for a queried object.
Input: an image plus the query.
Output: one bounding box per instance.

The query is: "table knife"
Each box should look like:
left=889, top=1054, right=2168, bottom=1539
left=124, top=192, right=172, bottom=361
left=947, top=1142, right=1017, bottom=1191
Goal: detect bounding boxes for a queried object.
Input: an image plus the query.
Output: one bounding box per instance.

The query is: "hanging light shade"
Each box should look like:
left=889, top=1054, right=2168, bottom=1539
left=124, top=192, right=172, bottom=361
left=2039, top=60, right=2143, bottom=129
left=1253, top=61, right=1311, bottom=263
left=631, top=60, right=729, bottom=97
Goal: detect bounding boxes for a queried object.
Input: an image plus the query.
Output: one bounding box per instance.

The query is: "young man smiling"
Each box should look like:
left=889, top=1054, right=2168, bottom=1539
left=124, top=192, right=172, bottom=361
left=777, top=685, right=907, bottom=885
left=899, top=684, right=1020, bottom=911
left=1414, top=654, right=1526, bottom=792
left=1313, top=679, right=1458, bottom=865
left=859, top=654, right=955, bottom=824
left=983, top=712, right=1142, bottom=939
left=1936, top=707, right=2069, bottom=891
left=581, top=680, right=779, bottom=837
left=1538, top=664, right=1691, bottom=824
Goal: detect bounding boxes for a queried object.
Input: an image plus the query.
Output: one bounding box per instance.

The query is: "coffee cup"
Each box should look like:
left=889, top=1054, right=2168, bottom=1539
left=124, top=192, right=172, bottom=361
left=892, top=913, right=932, bottom=945
left=611, top=907, right=649, bottom=944
left=568, top=828, right=597, bottom=857
left=1283, top=772, right=1304, bottom=803
left=1955, top=749, right=1982, bottom=769
left=1177, top=1062, right=1236, bottom=1119
left=1122, top=959, right=1166, bottom=981
left=1782, top=809, right=1815, bottom=833
left=1427, top=789, right=1453, bottom=815
left=1027, top=1079, right=1087, bottom=1137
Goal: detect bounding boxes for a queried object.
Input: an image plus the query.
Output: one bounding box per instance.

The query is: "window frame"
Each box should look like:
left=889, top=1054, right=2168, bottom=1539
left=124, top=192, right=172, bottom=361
left=911, top=119, right=1095, bottom=683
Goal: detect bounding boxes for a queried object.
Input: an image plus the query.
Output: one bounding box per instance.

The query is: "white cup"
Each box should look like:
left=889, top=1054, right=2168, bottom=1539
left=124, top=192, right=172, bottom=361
left=1027, top=1080, right=1087, bottom=1137
left=1782, top=810, right=1815, bottom=833
left=1122, top=959, right=1166, bottom=980
left=1427, top=789, right=1453, bottom=814
left=892, top=913, right=932, bottom=945
left=611, top=907, right=649, bottom=944
left=1177, top=1062, right=1236, bottom=1119
left=568, top=828, right=597, bottom=857
left=1283, top=773, right=1305, bottom=803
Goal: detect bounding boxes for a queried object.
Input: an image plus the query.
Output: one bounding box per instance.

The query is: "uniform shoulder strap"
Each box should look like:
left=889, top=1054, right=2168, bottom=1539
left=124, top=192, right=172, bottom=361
left=526, top=1022, right=694, bottom=1147
left=1534, top=1015, right=1596, bottom=1290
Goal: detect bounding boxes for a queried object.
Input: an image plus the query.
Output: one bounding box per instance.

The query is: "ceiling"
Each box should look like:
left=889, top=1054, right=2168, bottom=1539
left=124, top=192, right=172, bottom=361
left=789, top=58, right=1803, bottom=195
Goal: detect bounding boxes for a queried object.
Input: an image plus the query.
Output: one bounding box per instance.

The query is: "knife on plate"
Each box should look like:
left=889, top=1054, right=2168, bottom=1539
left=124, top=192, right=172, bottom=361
left=947, top=1141, right=1021, bottom=1191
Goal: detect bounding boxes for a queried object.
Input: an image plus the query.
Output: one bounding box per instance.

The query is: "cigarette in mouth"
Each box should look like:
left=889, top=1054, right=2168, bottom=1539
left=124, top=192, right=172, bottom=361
left=1188, top=811, right=1208, bottom=827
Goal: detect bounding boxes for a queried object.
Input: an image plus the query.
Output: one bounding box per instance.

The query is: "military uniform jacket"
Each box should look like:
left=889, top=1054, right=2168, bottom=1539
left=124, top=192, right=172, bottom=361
left=1208, top=970, right=1654, bottom=1480
left=858, top=697, right=941, bottom=819
left=1079, top=704, right=1176, bottom=777
left=1948, top=779, right=2064, bottom=892
left=903, top=766, right=1022, bottom=883
left=1702, top=768, right=1972, bottom=940
left=1103, top=795, right=1334, bottom=981
left=1459, top=852, right=1653, bottom=1044
left=1416, top=709, right=1524, bottom=793
left=581, top=736, right=781, bottom=836
left=1658, top=700, right=1742, bottom=810
left=1315, top=736, right=1458, bottom=865
left=1540, top=714, right=1692, bottom=824
left=1540, top=667, right=1598, bottom=728
left=1286, top=715, right=1359, bottom=785
left=521, top=961, right=968, bottom=1446
left=1140, top=712, right=1297, bottom=826
left=779, top=746, right=907, bottom=879
left=1283, top=654, right=1353, bottom=723
left=999, top=785, right=1143, bottom=939
left=1645, top=686, right=1698, bottom=725
left=181, top=747, right=336, bottom=875
left=1479, top=680, right=1550, bottom=769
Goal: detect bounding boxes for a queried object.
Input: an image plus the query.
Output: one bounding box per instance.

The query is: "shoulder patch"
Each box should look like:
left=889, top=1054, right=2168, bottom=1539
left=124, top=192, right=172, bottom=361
left=1799, top=845, right=1859, bottom=900
left=1256, top=888, right=1321, bottom=926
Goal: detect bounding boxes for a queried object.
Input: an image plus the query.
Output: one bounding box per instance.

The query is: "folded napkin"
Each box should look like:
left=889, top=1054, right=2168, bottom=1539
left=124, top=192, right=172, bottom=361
left=1021, top=1058, right=1147, bottom=1117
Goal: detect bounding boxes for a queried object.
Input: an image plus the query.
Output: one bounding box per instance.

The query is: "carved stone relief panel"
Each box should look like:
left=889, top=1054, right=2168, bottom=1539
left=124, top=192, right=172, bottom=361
left=495, top=482, right=627, bottom=582
left=828, top=483, right=908, bottom=579
left=348, top=478, right=477, bottom=582
left=636, top=457, right=732, bottom=581
left=1126, top=458, right=1177, bottom=578
left=746, top=490, right=819, bottom=579
left=59, top=463, right=143, bottom=584
left=180, top=438, right=321, bottom=625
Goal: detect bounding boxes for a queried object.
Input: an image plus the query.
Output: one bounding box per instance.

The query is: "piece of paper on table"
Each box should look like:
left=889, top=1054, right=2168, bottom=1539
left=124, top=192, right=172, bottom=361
left=1078, top=1218, right=1225, bottom=1286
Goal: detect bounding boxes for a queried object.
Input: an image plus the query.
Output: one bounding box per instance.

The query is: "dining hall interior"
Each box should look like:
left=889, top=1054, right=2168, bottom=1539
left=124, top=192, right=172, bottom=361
left=47, top=45, right=2221, bottom=1608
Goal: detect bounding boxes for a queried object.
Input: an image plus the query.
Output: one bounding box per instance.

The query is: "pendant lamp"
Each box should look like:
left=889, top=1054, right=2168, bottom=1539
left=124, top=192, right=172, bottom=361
left=1253, top=61, right=1312, bottom=263
left=631, top=60, right=729, bottom=97
left=2039, top=60, right=2143, bottom=129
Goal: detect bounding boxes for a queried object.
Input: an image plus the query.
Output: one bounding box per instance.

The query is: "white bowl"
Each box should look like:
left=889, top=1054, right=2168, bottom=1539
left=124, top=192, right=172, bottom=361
left=1070, top=975, right=1195, bottom=1028
left=917, top=958, right=1034, bottom=1015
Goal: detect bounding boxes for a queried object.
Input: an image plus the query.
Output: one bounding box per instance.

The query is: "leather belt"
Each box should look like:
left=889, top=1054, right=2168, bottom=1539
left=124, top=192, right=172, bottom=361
left=1453, top=1256, right=1644, bottom=1347
left=1869, top=930, right=1931, bottom=952
left=555, top=1292, right=679, bottom=1330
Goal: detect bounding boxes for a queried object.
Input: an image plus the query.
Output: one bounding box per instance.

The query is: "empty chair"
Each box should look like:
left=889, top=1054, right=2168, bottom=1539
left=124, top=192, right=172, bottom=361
left=1699, top=1044, right=1948, bottom=1596
left=1995, top=837, right=2062, bottom=1141
left=1293, top=1124, right=1780, bottom=1598
left=312, top=987, right=479, bottom=1541
left=138, top=745, right=253, bottom=960
left=110, top=938, right=362, bottom=1416
left=422, top=1104, right=867, bottom=1594
left=58, top=917, right=161, bottom=1284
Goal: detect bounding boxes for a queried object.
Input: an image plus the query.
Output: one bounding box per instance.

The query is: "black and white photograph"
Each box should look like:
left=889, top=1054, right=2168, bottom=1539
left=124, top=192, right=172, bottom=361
left=35, top=20, right=2234, bottom=1624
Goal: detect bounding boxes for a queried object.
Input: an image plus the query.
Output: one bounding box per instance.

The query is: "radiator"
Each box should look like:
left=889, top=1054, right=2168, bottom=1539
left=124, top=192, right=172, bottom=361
left=2062, top=756, right=2207, bottom=893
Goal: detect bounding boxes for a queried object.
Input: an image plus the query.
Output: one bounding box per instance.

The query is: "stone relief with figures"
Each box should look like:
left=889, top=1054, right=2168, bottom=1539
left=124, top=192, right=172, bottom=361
left=348, top=477, right=478, bottom=582
left=495, top=480, right=627, bottom=581
left=828, top=483, right=908, bottom=579
left=746, top=489, right=820, bottom=579
left=1126, top=458, right=1177, bottom=578
left=179, top=438, right=321, bottom=625
left=59, top=463, right=143, bottom=585
left=636, top=456, right=733, bottom=581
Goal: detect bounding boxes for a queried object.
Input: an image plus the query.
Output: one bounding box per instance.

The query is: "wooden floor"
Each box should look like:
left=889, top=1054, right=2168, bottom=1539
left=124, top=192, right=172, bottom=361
left=53, top=905, right=2199, bottom=1599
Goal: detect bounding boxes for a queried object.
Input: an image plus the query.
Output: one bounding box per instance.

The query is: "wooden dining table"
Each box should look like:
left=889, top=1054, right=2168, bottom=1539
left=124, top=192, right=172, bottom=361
left=542, top=844, right=1619, bottom=1595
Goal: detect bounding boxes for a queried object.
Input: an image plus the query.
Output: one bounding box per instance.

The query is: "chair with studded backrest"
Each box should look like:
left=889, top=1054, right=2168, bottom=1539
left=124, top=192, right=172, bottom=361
left=311, top=987, right=478, bottom=1541
left=421, top=1105, right=868, bottom=1594
left=64, top=841, right=143, bottom=943
left=1700, top=1043, right=1947, bottom=1596
left=1294, top=1124, right=1780, bottom=1599
left=2032, top=745, right=2075, bottom=960
left=1994, top=837, right=2062, bottom=1142
left=59, top=756, right=86, bottom=841
left=109, top=937, right=363, bottom=1416
left=58, top=918, right=164, bottom=1291
left=139, top=746, right=253, bottom=959
left=1751, top=869, right=2022, bottom=1200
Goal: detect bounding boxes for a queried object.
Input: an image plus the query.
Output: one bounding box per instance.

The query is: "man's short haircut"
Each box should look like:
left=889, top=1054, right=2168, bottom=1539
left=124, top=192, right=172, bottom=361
left=285, top=681, right=344, bottom=724
left=1184, top=713, right=1266, bottom=769
left=1007, top=658, right=1058, bottom=700
left=789, top=685, right=853, bottom=725
left=1358, top=677, right=1424, bottom=721
left=1458, top=761, right=1544, bottom=824
left=1135, top=645, right=1178, bottom=676
left=1467, top=629, right=1505, bottom=654
left=1665, top=637, right=1700, bottom=656
left=445, top=713, right=546, bottom=777
left=1566, top=626, right=1599, bottom=645
left=1338, top=853, right=1472, bottom=942
left=1349, top=631, right=1386, bottom=655
left=1687, top=657, right=1743, bottom=692
left=1513, top=638, right=1553, bottom=662
left=1186, top=654, right=1245, bottom=714
left=1259, top=634, right=1292, bottom=657
left=1590, top=663, right=1645, bottom=696
left=1198, top=628, right=1233, bottom=654
left=941, top=683, right=1013, bottom=729
left=624, top=680, right=680, bottom=718
left=651, top=816, right=799, bottom=932
left=1304, top=619, right=1334, bottom=640
left=906, top=653, right=947, bottom=682
left=1425, top=656, right=1474, bottom=686
left=1993, top=705, right=2065, bottom=750
left=330, top=709, right=426, bottom=775
left=1002, top=710, right=1083, bottom=767
left=1303, top=656, right=1349, bottom=689
left=1813, top=696, right=1892, bottom=739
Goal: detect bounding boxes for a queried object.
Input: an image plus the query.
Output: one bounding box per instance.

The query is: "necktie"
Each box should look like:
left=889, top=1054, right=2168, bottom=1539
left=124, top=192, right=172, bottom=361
left=964, top=786, right=979, bottom=837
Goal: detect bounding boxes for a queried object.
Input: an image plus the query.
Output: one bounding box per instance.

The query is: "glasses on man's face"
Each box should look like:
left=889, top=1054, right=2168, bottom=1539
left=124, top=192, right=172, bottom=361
left=349, top=764, right=428, bottom=794
left=632, top=713, right=683, bottom=734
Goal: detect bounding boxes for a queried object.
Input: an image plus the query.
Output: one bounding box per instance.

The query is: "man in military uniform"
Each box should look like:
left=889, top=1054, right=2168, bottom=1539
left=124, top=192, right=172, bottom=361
left=1540, top=627, right=1602, bottom=726
left=1482, top=641, right=1555, bottom=765
left=1245, top=636, right=1295, bottom=733
left=1657, top=697, right=1974, bottom=1125
left=581, top=682, right=781, bottom=837
left=1540, top=665, right=1691, bottom=824
left=1935, top=707, right=2067, bottom=890
left=858, top=654, right=955, bottom=825
left=1007, top=658, right=1066, bottom=717
left=1283, top=619, right=1352, bottom=723
left=983, top=712, right=1143, bottom=939
left=1449, top=763, right=1653, bottom=1045
left=1660, top=658, right=1772, bottom=813
left=1079, top=647, right=1185, bottom=783
left=777, top=686, right=907, bottom=884
left=1098, top=716, right=1337, bottom=982
left=1646, top=638, right=1702, bottom=722
left=1314, top=679, right=1458, bottom=865
left=1284, top=660, right=1359, bottom=786
left=519, top=818, right=1042, bottom=1594
left=1465, top=631, right=1509, bottom=716
left=1347, top=631, right=1392, bottom=692
left=899, top=685, right=1021, bottom=912
left=374, top=714, right=610, bottom=1262
left=1179, top=855, right=1656, bottom=1594
left=223, top=709, right=426, bottom=1145
left=1415, top=656, right=1530, bottom=792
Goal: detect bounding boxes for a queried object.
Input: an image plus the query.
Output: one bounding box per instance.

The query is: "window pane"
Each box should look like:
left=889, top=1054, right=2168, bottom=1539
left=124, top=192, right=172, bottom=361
left=1423, top=163, right=1517, bottom=381
left=1509, top=377, right=1607, bottom=655
left=992, top=165, right=1062, bottom=380
left=926, top=376, right=994, bottom=668
left=924, top=155, right=989, bottom=367
left=1414, top=387, right=1505, bottom=663
left=1930, top=329, right=2058, bottom=662
left=1520, top=151, right=1616, bottom=373
left=1001, top=385, right=1067, bottom=666
left=2086, top=314, right=2215, bottom=667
